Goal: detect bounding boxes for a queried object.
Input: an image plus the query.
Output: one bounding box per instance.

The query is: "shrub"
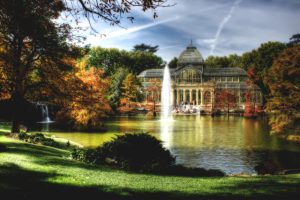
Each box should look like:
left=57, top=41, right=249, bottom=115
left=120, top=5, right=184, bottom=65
left=18, top=132, right=29, bottom=140
left=71, top=148, right=100, bottom=164
left=72, top=133, right=175, bottom=171
left=17, top=132, right=62, bottom=149
left=99, top=133, right=175, bottom=171
left=29, top=133, right=45, bottom=144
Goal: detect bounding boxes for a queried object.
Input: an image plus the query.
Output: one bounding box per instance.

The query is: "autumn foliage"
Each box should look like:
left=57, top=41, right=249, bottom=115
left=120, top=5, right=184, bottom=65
left=118, top=73, right=142, bottom=113
left=265, top=45, right=300, bottom=135
left=215, top=89, right=238, bottom=113
left=55, top=65, right=111, bottom=129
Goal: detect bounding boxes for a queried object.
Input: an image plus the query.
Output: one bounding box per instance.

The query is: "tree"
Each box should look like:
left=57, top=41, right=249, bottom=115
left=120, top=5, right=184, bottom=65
left=240, top=41, right=287, bottom=101
left=144, top=79, right=161, bottom=112
left=168, top=57, right=178, bottom=68
left=87, top=47, right=165, bottom=75
left=227, top=54, right=242, bottom=68
left=0, top=0, right=73, bottom=133
left=205, top=56, right=230, bottom=68
left=243, top=88, right=257, bottom=118
left=205, top=54, right=242, bottom=68
left=69, top=0, right=170, bottom=26
left=87, top=47, right=128, bottom=76
left=56, top=66, right=111, bottom=129
left=0, top=0, right=169, bottom=133
left=264, top=45, right=300, bottom=135
left=215, top=89, right=238, bottom=113
left=119, top=73, right=143, bottom=112
left=133, top=43, right=159, bottom=53
left=107, top=67, right=130, bottom=111
left=288, top=33, right=300, bottom=46
left=128, top=51, right=165, bottom=74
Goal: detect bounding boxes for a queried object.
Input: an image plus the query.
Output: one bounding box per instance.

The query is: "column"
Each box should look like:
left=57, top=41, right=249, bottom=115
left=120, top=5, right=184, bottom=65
left=196, top=90, right=199, bottom=105
left=201, top=90, right=204, bottom=106
left=178, top=90, right=180, bottom=105
left=189, top=90, right=192, bottom=104
left=238, top=89, right=241, bottom=106
left=175, top=89, right=178, bottom=105
left=171, top=89, right=174, bottom=107
left=183, top=89, right=186, bottom=103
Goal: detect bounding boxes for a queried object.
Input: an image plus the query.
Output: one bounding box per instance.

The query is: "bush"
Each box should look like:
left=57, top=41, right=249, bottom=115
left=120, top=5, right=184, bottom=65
left=100, top=133, right=175, bottom=171
left=71, top=148, right=100, bottom=164
left=18, top=132, right=29, bottom=140
left=72, top=133, right=175, bottom=171
left=17, top=132, right=62, bottom=149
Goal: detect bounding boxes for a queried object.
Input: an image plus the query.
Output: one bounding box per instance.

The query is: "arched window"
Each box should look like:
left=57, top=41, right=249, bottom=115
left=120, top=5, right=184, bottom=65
left=176, top=68, right=201, bottom=84
left=204, top=91, right=211, bottom=104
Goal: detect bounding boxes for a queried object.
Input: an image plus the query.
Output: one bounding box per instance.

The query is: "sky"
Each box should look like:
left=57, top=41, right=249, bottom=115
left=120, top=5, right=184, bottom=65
left=72, top=0, right=300, bottom=62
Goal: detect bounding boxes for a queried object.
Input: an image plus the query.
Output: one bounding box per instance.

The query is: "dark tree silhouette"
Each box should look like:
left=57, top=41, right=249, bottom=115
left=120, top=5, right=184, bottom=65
left=133, top=43, right=159, bottom=53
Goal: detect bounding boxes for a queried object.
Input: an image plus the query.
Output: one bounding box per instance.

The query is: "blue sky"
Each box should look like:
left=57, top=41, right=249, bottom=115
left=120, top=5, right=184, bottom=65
left=74, top=0, right=300, bottom=62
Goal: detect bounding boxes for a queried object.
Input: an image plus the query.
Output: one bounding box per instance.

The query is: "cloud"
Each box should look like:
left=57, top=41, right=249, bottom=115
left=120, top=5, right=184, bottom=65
left=88, top=16, right=180, bottom=42
left=209, top=0, right=243, bottom=55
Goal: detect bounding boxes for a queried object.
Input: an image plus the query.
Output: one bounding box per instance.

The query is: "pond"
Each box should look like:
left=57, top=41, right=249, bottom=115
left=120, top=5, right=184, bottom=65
left=42, top=115, right=300, bottom=175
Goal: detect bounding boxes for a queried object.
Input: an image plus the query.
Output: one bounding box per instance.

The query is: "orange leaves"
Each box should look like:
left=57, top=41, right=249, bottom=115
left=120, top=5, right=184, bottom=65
left=118, top=73, right=142, bottom=112
left=56, top=62, right=111, bottom=127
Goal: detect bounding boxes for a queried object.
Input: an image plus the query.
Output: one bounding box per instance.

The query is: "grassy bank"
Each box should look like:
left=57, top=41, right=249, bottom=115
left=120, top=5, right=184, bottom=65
left=0, top=130, right=300, bottom=199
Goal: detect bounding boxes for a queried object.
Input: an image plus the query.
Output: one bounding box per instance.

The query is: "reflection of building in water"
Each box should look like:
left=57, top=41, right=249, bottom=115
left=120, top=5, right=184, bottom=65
left=138, top=42, right=262, bottom=113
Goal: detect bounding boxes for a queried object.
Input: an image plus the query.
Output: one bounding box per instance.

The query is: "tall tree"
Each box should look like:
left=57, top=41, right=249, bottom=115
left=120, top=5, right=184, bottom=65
left=107, top=67, right=130, bottom=111
left=133, top=43, right=159, bottom=53
left=0, top=0, right=73, bottom=133
left=168, top=57, right=178, bottom=68
left=119, top=73, right=142, bottom=111
left=264, top=45, right=300, bottom=135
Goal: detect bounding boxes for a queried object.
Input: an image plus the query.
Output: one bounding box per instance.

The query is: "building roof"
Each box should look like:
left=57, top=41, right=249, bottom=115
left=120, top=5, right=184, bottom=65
left=216, top=82, right=260, bottom=90
left=137, top=67, right=247, bottom=78
left=203, top=67, right=247, bottom=76
left=137, top=68, right=175, bottom=78
left=177, top=44, right=204, bottom=65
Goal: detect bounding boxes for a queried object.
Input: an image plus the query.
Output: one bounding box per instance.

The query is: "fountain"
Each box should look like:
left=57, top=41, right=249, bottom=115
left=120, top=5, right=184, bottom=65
left=160, top=65, right=173, bottom=148
left=161, top=65, right=172, bottom=120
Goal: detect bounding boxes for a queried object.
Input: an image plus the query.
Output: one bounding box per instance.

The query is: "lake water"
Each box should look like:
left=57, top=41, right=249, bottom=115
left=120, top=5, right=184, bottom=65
left=44, top=115, right=300, bottom=175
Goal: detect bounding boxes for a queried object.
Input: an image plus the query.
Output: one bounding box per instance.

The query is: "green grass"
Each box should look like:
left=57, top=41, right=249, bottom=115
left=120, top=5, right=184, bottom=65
left=0, top=130, right=300, bottom=199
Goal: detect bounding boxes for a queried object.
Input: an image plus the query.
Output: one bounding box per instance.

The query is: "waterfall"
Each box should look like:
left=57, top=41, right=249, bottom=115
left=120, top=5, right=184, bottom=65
left=161, top=65, right=172, bottom=120
left=37, top=103, right=53, bottom=123
left=41, top=104, right=51, bottom=122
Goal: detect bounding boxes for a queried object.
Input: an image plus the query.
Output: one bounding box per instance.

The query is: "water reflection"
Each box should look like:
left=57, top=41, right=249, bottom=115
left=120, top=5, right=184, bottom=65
left=23, top=115, right=300, bottom=175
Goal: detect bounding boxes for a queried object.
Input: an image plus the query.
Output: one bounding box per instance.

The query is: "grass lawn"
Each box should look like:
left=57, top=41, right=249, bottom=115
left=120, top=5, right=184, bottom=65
left=0, top=129, right=300, bottom=199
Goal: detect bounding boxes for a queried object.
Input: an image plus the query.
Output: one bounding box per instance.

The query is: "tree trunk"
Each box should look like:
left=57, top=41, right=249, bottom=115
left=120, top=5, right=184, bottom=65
left=11, top=92, right=23, bottom=133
